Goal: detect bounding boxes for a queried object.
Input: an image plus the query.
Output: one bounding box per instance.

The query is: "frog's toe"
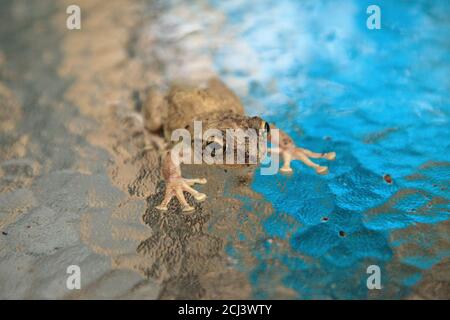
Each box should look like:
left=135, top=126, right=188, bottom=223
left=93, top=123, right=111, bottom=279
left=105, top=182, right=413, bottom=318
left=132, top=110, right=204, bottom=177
left=184, top=178, right=207, bottom=186
left=316, top=166, right=329, bottom=175
left=193, top=193, right=207, bottom=202
left=280, top=167, right=293, bottom=174
left=324, top=152, right=336, bottom=161
left=182, top=205, right=195, bottom=213
left=155, top=188, right=174, bottom=211
left=182, top=182, right=207, bottom=204
left=155, top=204, right=169, bottom=211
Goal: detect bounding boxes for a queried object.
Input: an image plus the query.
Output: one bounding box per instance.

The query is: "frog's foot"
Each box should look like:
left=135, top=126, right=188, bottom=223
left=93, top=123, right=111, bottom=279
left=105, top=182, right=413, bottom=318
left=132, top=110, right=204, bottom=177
left=155, top=178, right=207, bottom=212
left=269, top=127, right=335, bottom=175
left=278, top=148, right=335, bottom=175
left=293, top=149, right=330, bottom=175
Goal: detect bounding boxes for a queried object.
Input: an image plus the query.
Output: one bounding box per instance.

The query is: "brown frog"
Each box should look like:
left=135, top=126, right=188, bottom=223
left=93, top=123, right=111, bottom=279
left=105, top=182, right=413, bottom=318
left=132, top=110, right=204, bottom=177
left=141, top=78, right=336, bottom=212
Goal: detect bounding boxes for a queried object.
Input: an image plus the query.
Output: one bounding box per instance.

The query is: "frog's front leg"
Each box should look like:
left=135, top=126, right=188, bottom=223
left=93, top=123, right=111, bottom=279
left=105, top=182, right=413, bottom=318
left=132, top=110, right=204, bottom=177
left=273, top=130, right=336, bottom=175
left=297, top=147, right=336, bottom=161
left=155, top=151, right=207, bottom=213
left=292, top=149, right=334, bottom=175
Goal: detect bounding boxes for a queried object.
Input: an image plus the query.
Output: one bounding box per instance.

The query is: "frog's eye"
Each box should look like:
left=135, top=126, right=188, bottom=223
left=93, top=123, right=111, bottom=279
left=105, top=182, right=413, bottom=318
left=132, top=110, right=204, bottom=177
left=264, top=121, right=271, bottom=135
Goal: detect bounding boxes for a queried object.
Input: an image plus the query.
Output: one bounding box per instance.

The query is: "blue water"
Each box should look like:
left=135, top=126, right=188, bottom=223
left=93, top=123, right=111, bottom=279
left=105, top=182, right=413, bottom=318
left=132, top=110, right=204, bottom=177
left=210, top=0, right=450, bottom=298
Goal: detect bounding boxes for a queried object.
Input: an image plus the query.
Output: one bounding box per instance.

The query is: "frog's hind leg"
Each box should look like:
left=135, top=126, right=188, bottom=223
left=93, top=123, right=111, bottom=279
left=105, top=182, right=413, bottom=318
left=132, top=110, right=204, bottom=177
left=155, top=152, right=207, bottom=213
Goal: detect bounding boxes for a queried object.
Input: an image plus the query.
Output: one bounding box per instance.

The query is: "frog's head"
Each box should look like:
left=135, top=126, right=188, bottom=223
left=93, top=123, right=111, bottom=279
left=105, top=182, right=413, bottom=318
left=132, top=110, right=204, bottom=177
left=232, top=116, right=271, bottom=164
left=247, top=116, right=270, bottom=135
left=202, top=115, right=273, bottom=166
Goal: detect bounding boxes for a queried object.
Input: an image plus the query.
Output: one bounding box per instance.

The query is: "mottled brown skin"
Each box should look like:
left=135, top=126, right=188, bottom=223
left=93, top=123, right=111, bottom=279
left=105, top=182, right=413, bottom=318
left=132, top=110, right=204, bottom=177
left=143, top=78, right=335, bottom=212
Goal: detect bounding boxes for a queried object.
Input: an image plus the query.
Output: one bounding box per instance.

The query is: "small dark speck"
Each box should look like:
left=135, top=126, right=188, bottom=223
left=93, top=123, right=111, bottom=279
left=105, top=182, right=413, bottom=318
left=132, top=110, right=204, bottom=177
left=321, top=217, right=329, bottom=222
left=339, top=231, right=346, bottom=237
left=26, top=226, right=31, bottom=229
left=224, top=169, right=228, bottom=173
left=383, top=174, right=393, bottom=184
left=2, top=231, right=8, bottom=236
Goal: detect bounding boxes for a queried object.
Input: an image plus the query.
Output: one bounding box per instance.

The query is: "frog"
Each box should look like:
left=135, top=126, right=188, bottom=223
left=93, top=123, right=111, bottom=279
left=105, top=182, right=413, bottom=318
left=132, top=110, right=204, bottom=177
left=140, top=78, right=336, bottom=212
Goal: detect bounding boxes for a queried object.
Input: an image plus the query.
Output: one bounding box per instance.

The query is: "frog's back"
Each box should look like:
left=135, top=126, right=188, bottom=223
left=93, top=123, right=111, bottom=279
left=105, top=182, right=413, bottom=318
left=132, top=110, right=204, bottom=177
left=164, top=78, right=244, bottom=137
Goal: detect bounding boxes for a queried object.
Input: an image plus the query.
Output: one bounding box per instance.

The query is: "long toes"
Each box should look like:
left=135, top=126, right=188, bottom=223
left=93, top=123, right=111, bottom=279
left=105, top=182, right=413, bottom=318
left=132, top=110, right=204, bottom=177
left=156, top=205, right=168, bottom=211
left=316, top=166, right=329, bottom=175
left=184, top=178, right=207, bottom=186
left=194, top=193, right=207, bottom=202
left=324, top=152, right=336, bottom=161
left=182, top=205, right=195, bottom=213
left=280, top=167, right=293, bottom=174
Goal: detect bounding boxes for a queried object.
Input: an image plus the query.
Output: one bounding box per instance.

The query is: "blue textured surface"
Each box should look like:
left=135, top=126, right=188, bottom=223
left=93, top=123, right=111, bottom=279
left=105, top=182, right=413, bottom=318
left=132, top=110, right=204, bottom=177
left=210, top=0, right=450, bottom=298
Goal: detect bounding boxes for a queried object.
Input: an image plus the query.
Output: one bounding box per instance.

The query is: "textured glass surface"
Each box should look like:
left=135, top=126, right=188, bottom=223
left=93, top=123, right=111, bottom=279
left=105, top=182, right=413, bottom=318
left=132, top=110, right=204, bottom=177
left=210, top=0, right=450, bottom=299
